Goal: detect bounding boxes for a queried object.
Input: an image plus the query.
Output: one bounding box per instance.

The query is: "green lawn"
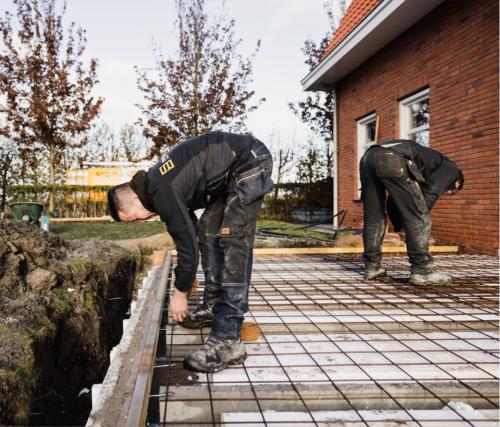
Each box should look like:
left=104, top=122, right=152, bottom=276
left=49, top=219, right=327, bottom=241
left=50, top=221, right=166, bottom=240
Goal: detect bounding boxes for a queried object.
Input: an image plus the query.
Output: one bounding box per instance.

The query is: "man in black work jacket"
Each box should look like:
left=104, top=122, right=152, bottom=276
left=360, top=140, right=463, bottom=285
left=107, top=131, right=273, bottom=372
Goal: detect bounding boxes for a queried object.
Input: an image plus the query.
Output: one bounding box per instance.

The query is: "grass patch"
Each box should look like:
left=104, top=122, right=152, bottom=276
left=50, top=219, right=330, bottom=241
left=50, top=221, right=166, bottom=240
left=257, top=220, right=329, bottom=240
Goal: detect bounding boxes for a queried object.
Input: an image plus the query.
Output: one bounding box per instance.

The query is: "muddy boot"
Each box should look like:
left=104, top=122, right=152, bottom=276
left=364, top=267, right=386, bottom=280
left=181, top=304, right=214, bottom=329
left=409, top=271, right=453, bottom=286
left=183, top=335, right=247, bottom=373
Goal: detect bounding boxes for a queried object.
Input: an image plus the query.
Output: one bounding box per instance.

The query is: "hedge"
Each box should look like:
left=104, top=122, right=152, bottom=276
left=5, top=179, right=333, bottom=219
left=6, top=185, right=113, bottom=218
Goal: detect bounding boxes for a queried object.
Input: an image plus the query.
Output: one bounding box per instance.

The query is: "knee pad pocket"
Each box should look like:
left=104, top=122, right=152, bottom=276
left=233, top=156, right=273, bottom=205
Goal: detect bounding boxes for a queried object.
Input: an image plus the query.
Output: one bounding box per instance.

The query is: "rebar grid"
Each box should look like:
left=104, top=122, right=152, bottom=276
left=148, top=254, right=499, bottom=427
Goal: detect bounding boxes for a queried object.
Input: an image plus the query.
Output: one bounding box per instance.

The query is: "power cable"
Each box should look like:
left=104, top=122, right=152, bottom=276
left=257, top=209, right=349, bottom=242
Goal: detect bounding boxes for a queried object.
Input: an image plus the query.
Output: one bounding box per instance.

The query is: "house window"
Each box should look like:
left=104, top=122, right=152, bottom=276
left=356, top=113, right=377, bottom=198
left=400, top=88, right=429, bottom=146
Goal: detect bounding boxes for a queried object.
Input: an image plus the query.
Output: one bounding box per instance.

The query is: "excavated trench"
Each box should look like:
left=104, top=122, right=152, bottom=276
left=0, top=221, right=145, bottom=426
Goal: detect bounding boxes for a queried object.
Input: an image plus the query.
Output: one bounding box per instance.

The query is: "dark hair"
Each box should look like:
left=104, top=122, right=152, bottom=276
left=107, top=182, right=131, bottom=222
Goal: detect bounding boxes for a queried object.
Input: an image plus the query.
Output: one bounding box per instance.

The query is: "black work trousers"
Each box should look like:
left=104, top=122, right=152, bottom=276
left=360, top=147, right=433, bottom=274
left=196, top=139, right=272, bottom=340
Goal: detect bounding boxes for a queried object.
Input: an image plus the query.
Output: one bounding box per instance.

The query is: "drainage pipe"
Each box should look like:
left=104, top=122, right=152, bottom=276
left=332, top=89, right=339, bottom=228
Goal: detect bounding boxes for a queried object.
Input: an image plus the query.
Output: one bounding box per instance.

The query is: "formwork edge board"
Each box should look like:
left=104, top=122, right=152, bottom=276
left=123, top=251, right=172, bottom=427
left=50, top=216, right=113, bottom=223
left=171, top=246, right=459, bottom=256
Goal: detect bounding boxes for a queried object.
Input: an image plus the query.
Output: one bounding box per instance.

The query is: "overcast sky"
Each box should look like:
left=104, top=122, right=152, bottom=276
left=0, top=0, right=347, bottom=147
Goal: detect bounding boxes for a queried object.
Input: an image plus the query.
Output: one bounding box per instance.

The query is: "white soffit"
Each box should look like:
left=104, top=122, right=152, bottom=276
left=301, top=0, right=445, bottom=91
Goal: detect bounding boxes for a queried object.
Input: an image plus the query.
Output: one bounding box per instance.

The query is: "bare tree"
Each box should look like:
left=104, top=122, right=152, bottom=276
left=274, top=148, right=294, bottom=190
left=119, top=124, right=152, bottom=162
left=0, top=0, right=103, bottom=212
left=68, top=122, right=115, bottom=167
left=270, top=134, right=295, bottom=200
left=289, top=0, right=347, bottom=179
left=136, top=0, right=263, bottom=159
left=68, top=122, right=153, bottom=168
left=296, top=139, right=325, bottom=186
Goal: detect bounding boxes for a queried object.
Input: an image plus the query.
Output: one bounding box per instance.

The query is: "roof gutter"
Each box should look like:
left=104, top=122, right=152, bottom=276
left=301, top=0, right=445, bottom=91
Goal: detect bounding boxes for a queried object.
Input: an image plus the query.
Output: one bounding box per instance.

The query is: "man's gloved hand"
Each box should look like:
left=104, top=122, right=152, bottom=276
left=169, top=289, right=188, bottom=323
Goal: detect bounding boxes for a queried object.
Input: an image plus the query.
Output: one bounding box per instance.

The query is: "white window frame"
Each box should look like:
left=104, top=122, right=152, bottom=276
left=399, top=88, right=430, bottom=146
left=356, top=113, right=377, bottom=199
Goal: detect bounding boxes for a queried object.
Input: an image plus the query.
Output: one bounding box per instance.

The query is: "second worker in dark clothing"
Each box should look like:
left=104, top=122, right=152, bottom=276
left=360, top=140, right=463, bottom=285
left=107, top=131, right=273, bottom=372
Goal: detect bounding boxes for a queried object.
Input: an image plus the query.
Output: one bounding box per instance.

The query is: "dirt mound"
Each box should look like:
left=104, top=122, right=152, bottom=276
left=0, top=220, right=141, bottom=426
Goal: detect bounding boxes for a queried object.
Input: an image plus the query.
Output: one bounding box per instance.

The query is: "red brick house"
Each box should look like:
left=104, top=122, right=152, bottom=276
left=302, top=0, right=499, bottom=254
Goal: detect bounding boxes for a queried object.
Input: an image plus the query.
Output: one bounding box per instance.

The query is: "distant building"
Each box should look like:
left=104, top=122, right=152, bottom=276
left=302, top=0, right=498, bottom=254
left=66, top=161, right=153, bottom=186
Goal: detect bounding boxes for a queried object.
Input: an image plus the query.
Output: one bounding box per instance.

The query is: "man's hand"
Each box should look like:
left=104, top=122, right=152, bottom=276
left=169, top=289, right=188, bottom=323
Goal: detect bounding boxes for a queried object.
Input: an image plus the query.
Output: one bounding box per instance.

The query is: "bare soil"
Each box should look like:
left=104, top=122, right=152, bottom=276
left=113, top=231, right=174, bottom=252
left=0, top=220, right=141, bottom=426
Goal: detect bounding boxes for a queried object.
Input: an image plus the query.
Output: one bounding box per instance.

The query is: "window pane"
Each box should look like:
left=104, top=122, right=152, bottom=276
left=412, top=130, right=429, bottom=147
left=366, top=121, right=376, bottom=143
left=410, top=98, right=429, bottom=129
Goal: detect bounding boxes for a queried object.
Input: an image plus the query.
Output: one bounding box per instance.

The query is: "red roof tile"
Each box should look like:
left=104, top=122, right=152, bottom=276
left=321, top=0, right=382, bottom=60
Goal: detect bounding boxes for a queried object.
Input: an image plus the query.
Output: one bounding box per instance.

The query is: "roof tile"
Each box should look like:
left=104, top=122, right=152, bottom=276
left=321, top=0, right=382, bottom=60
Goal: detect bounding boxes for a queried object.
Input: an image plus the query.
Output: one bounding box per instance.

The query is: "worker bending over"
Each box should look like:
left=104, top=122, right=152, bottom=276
left=107, top=131, right=273, bottom=372
left=360, top=139, right=463, bottom=285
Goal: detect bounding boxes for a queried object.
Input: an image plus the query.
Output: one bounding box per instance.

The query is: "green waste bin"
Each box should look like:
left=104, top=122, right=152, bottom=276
left=10, top=202, right=44, bottom=224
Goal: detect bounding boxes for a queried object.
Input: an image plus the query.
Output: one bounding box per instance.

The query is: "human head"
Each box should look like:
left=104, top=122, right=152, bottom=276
left=107, top=182, right=155, bottom=222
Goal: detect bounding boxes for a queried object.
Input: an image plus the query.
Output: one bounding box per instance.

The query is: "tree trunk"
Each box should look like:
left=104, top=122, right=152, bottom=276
left=0, top=154, right=10, bottom=215
left=0, top=172, right=7, bottom=216
left=49, top=143, right=55, bottom=213
left=274, top=170, right=282, bottom=201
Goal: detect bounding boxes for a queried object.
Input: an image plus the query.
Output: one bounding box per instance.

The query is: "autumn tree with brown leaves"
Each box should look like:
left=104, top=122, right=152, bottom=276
left=136, top=0, right=263, bottom=159
left=0, top=0, right=103, bottom=212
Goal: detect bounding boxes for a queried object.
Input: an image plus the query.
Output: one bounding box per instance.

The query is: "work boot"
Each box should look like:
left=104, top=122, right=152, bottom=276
left=364, top=267, right=387, bottom=280
left=183, top=335, right=247, bottom=373
left=181, top=304, right=214, bottom=329
left=409, top=271, right=453, bottom=286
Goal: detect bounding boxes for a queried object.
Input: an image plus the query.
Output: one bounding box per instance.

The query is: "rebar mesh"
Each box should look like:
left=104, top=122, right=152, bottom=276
left=147, top=254, right=499, bottom=427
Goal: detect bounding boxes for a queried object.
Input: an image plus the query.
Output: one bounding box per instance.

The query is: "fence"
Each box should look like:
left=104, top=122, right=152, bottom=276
left=262, top=178, right=334, bottom=221
left=6, top=185, right=112, bottom=218
left=5, top=179, right=334, bottom=220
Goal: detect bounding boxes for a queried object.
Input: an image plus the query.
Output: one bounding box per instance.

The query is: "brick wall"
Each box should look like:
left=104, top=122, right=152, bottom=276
left=335, top=0, right=499, bottom=254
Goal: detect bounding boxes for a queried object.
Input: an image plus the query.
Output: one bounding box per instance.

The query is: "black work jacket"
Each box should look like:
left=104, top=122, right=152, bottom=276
left=379, top=140, right=463, bottom=209
left=145, top=131, right=256, bottom=292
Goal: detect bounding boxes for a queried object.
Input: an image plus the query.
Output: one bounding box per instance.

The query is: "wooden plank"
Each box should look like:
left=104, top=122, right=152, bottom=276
left=171, top=246, right=459, bottom=256
left=50, top=216, right=112, bottom=223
